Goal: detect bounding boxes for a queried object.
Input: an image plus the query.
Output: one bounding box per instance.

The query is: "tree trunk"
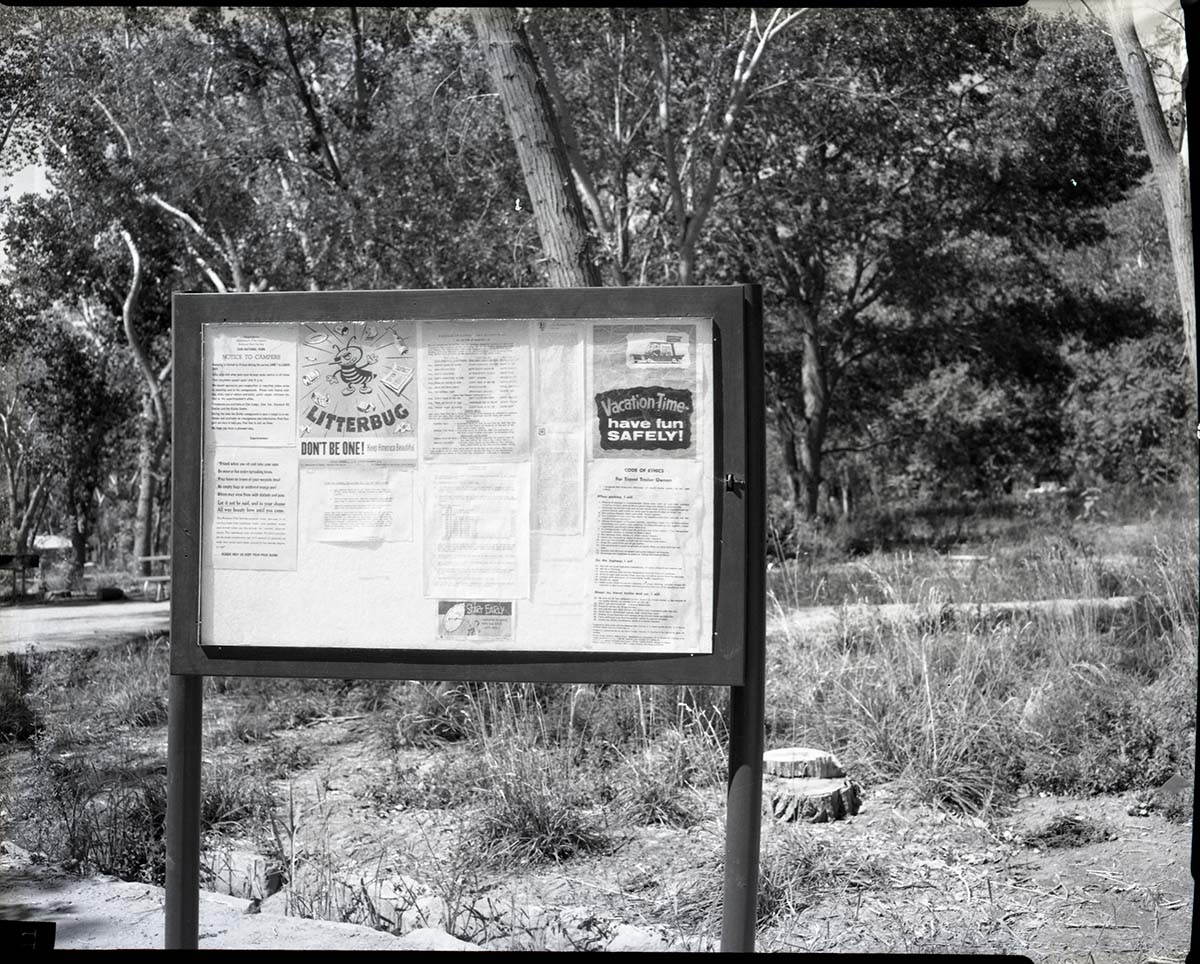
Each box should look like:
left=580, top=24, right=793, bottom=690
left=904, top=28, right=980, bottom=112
left=67, top=478, right=88, bottom=588
left=778, top=425, right=805, bottom=510
left=1104, top=1, right=1195, bottom=401
left=133, top=394, right=155, bottom=577
left=11, top=471, right=48, bottom=555
left=471, top=7, right=602, bottom=288
left=797, top=322, right=829, bottom=522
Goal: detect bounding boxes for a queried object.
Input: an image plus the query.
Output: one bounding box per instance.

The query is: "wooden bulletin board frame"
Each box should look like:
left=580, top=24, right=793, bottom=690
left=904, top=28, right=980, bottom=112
left=171, top=285, right=761, bottom=686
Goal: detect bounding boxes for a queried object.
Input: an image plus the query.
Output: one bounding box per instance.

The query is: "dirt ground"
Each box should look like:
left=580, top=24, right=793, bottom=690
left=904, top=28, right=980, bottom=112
left=185, top=716, right=1197, bottom=955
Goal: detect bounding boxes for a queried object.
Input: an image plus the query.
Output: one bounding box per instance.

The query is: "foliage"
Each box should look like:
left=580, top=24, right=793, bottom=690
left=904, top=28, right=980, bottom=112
left=0, top=5, right=1187, bottom=558
left=719, top=7, right=1156, bottom=518
left=886, top=362, right=1056, bottom=500
left=1060, top=331, right=1190, bottom=486
left=17, top=734, right=273, bottom=884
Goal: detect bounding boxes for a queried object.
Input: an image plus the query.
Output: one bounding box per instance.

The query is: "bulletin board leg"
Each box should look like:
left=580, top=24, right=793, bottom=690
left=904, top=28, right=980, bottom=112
left=165, top=674, right=203, bottom=949
left=721, top=281, right=767, bottom=952
left=720, top=673, right=766, bottom=950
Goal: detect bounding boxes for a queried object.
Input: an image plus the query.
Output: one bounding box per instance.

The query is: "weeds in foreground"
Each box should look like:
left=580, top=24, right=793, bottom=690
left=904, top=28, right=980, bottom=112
left=367, top=754, right=480, bottom=812
left=0, top=652, right=38, bottom=741
left=613, top=721, right=723, bottom=828
left=471, top=744, right=610, bottom=866
left=17, top=731, right=273, bottom=884
left=765, top=507, right=1198, bottom=814
left=268, top=778, right=366, bottom=923
left=660, top=824, right=888, bottom=935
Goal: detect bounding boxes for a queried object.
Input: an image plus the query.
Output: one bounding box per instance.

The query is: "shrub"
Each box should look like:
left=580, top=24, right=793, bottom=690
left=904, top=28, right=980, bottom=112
left=1061, top=332, right=1190, bottom=487
left=1021, top=666, right=1175, bottom=794
left=0, top=653, right=38, bottom=741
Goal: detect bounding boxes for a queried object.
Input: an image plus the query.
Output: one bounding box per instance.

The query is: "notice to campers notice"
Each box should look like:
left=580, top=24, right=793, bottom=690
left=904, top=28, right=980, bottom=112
left=199, top=317, right=714, bottom=654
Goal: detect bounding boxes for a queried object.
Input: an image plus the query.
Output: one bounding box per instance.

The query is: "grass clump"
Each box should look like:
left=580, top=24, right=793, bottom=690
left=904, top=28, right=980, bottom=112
left=1022, top=814, right=1116, bottom=849
left=772, top=620, right=1027, bottom=814
left=471, top=746, right=609, bottom=866
left=376, top=681, right=476, bottom=749
left=765, top=505, right=1198, bottom=817
left=613, top=725, right=723, bottom=828
left=207, top=675, right=382, bottom=741
left=367, top=755, right=479, bottom=811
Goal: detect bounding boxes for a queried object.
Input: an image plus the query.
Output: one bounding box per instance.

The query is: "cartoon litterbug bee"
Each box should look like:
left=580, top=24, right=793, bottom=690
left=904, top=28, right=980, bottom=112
left=327, top=339, right=378, bottom=395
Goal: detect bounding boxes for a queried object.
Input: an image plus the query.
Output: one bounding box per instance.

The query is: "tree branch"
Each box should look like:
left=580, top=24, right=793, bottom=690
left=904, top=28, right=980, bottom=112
left=1103, top=0, right=1194, bottom=392
left=118, top=228, right=170, bottom=443
left=349, top=6, right=369, bottom=134
left=272, top=5, right=345, bottom=187
left=655, top=10, right=687, bottom=244
left=90, top=92, right=134, bottom=159
left=680, top=7, right=808, bottom=257
left=527, top=18, right=611, bottom=237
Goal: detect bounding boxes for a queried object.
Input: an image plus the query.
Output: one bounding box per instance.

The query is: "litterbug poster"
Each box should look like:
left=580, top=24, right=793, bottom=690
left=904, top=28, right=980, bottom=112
left=199, top=316, right=715, bottom=654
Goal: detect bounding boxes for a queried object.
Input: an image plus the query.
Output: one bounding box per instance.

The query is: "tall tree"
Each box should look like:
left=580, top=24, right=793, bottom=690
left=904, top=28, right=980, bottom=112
left=1098, top=0, right=1194, bottom=403
left=531, top=8, right=807, bottom=286
left=719, top=8, right=1149, bottom=518
left=470, top=7, right=601, bottom=287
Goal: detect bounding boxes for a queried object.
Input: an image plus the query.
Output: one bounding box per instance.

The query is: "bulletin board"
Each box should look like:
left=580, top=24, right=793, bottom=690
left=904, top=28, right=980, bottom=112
left=171, top=285, right=762, bottom=685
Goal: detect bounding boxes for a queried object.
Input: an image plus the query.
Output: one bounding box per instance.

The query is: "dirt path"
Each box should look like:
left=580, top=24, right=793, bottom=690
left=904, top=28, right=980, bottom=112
left=768, top=595, right=1143, bottom=639
left=0, top=594, right=1138, bottom=657
left=0, top=600, right=169, bottom=655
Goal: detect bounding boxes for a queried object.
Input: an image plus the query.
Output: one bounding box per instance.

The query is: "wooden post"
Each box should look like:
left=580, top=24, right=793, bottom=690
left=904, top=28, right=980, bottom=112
left=165, top=673, right=203, bottom=949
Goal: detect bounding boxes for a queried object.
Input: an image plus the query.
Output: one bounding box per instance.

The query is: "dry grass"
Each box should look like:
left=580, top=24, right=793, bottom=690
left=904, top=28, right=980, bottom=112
left=766, top=502, right=1197, bottom=814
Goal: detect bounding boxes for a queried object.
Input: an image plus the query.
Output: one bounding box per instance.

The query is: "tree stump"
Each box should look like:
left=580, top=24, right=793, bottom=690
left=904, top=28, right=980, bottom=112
left=763, top=747, right=846, bottom=779
left=764, top=775, right=863, bottom=823
left=762, top=747, right=861, bottom=823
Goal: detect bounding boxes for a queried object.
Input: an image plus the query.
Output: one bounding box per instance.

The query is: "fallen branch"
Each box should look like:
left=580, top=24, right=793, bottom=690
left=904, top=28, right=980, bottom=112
left=1063, top=922, right=1141, bottom=929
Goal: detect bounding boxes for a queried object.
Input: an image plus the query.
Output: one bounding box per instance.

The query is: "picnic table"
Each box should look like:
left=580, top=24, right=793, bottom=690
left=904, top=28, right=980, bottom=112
left=1, top=552, right=40, bottom=604
left=139, top=554, right=172, bottom=601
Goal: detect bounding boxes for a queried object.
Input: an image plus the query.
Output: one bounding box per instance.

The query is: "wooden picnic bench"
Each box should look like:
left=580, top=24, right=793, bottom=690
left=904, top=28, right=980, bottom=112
left=1, top=552, right=40, bottom=604
left=139, top=554, right=172, bottom=601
